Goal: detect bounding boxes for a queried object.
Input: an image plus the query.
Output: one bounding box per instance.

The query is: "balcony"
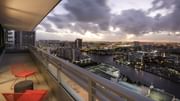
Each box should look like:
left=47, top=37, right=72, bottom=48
left=0, top=46, right=153, bottom=101
left=0, top=50, right=57, bottom=101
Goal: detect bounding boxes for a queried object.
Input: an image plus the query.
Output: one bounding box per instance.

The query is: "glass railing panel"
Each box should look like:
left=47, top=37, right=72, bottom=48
left=47, top=63, right=58, bottom=79
left=94, top=82, right=132, bottom=101
left=60, top=71, right=88, bottom=101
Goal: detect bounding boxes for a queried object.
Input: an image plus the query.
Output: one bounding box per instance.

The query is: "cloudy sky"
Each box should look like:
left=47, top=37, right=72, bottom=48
left=35, top=0, right=180, bottom=42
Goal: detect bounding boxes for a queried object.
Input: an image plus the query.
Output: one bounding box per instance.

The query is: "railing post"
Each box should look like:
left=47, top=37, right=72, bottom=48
left=45, top=54, right=49, bottom=68
left=57, top=67, right=61, bottom=83
left=88, top=79, right=96, bottom=101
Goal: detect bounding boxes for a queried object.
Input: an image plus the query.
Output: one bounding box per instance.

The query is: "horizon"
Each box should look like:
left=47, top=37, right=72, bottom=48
left=36, top=39, right=180, bottom=44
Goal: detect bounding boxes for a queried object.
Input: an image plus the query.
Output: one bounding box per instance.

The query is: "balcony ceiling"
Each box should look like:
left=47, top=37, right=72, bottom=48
left=0, top=0, right=60, bottom=31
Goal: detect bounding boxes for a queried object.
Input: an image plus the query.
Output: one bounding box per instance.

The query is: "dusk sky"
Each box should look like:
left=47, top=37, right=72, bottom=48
left=35, top=0, right=180, bottom=42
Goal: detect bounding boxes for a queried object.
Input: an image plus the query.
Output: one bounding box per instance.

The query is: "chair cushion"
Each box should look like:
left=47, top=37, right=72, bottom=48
left=14, top=80, right=33, bottom=93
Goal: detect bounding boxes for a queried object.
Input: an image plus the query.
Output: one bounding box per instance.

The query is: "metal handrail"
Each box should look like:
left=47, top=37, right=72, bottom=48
left=29, top=46, right=153, bottom=101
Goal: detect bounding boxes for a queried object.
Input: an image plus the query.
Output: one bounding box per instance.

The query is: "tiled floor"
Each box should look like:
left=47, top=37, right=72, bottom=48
left=0, top=53, right=56, bottom=101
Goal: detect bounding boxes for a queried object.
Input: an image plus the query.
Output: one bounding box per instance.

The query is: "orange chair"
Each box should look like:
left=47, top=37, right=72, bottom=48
left=11, top=63, right=39, bottom=89
left=2, top=90, right=48, bottom=101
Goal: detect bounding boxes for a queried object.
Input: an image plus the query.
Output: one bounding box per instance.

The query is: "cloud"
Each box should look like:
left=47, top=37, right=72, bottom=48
left=112, top=9, right=153, bottom=35
left=63, top=0, right=110, bottom=30
left=47, top=14, right=73, bottom=30
left=35, top=25, right=45, bottom=31
left=42, top=13, right=101, bottom=34
left=149, top=0, right=175, bottom=11
left=39, top=20, right=58, bottom=32
left=72, top=22, right=100, bottom=34
left=110, top=0, right=180, bottom=35
left=149, top=0, right=180, bottom=33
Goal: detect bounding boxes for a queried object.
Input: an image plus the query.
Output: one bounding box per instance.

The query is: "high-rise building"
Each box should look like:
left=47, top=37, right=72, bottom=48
left=5, top=30, right=14, bottom=48
left=75, top=38, right=82, bottom=49
left=15, top=31, right=35, bottom=49
left=56, top=47, right=86, bottom=62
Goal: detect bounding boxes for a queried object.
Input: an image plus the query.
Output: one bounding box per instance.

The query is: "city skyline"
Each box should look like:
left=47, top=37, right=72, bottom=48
left=36, top=0, right=180, bottom=42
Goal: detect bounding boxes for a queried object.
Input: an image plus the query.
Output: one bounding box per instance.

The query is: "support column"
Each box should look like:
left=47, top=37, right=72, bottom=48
left=88, top=80, right=96, bottom=101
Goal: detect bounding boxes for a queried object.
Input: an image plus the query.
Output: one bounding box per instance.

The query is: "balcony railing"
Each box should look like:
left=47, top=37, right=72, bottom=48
left=29, top=46, right=153, bottom=101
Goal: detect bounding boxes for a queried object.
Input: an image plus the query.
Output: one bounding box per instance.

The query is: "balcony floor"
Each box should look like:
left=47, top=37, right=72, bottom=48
left=0, top=52, right=56, bottom=101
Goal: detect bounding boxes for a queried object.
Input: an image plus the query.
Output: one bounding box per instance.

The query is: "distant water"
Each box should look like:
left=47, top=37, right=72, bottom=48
left=89, top=54, right=180, bottom=99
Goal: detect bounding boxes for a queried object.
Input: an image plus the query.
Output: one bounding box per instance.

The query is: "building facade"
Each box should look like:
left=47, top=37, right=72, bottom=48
left=75, top=38, right=82, bottom=49
left=15, top=31, right=35, bottom=49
